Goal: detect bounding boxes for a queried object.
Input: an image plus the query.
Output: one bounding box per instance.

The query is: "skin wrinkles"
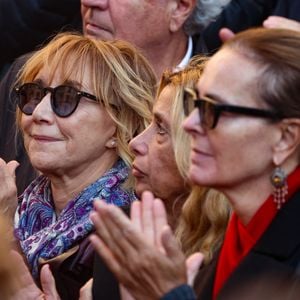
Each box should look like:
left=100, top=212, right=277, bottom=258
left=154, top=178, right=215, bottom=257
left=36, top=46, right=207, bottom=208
left=80, top=0, right=190, bottom=77
left=21, top=66, right=118, bottom=211
left=130, top=86, right=187, bottom=220
left=183, top=49, right=281, bottom=223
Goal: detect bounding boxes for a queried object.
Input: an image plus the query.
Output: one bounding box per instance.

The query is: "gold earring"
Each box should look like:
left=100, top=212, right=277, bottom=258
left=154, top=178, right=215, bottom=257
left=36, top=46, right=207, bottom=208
left=270, top=166, right=288, bottom=209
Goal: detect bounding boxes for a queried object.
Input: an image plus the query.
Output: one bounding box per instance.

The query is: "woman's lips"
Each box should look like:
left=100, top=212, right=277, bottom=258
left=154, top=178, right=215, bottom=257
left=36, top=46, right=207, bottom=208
left=190, top=148, right=212, bottom=163
left=31, top=135, right=61, bottom=142
left=85, top=22, right=111, bottom=37
left=132, top=164, right=146, bottom=178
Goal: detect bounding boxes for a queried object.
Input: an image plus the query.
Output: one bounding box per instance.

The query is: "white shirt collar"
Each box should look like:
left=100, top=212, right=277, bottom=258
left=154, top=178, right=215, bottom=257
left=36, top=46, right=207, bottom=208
left=174, top=36, right=193, bottom=71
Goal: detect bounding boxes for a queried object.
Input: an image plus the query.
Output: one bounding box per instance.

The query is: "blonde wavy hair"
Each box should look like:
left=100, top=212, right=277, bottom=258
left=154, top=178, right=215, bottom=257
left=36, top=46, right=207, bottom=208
left=158, top=56, right=230, bottom=264
left=14, top=33, right=157, bottom=187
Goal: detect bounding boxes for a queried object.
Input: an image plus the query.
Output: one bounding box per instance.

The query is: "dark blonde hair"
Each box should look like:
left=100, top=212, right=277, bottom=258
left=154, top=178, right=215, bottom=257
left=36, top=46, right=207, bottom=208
left=15, top=33, right=157, bottom=178
left=158, top=56, right=230, bottom=263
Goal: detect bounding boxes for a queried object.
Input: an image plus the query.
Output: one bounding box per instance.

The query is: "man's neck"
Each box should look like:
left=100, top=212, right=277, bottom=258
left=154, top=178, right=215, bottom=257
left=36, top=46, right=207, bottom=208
left=143, top=32, right=189, bottom=78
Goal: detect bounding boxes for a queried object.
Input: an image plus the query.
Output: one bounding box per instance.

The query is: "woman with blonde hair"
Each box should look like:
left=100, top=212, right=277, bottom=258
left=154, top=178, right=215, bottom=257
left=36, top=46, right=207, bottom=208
left=91, top=57, right=229, bottom=299
left=130, top=56, right=229, bottom=259
left=0, top=32, right=156, bottom=299
left=90, top=28, right=300, bottom=300
left=159, top=57, right=229, bottom=263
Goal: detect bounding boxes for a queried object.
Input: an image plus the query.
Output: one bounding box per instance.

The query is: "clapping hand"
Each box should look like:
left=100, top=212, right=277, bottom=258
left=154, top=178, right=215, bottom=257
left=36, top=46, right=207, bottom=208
left=90, top=191, right=203, bottom=300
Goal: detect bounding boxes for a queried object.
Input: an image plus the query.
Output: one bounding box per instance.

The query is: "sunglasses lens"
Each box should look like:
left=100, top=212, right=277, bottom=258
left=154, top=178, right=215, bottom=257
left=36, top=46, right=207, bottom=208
left=17, top=83, right=44, bottom=115
left=201, top=101, right=215, bottom=129
left=183, top=89, right=197, bottom=116
left=52, top=86, right=78, bottom=117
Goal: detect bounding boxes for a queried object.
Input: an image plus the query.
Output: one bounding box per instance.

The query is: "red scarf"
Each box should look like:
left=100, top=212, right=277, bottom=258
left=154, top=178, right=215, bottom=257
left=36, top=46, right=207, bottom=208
left=213, top=166, right=300, bottom=300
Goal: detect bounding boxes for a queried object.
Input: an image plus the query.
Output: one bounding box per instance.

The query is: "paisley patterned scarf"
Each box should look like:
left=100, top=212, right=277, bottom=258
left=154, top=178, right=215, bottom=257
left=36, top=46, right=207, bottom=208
left=14, top=159, right=136, bottom=278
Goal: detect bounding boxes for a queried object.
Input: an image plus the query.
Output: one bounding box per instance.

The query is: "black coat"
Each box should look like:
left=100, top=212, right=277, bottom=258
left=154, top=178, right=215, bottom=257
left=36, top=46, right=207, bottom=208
left=0, top=53, right=37, bottom=194
left=0, top=0, right=81, bottom=69
left=201, top=0, right=300, bottom=53
left=194, top=188, right=300, bottom=300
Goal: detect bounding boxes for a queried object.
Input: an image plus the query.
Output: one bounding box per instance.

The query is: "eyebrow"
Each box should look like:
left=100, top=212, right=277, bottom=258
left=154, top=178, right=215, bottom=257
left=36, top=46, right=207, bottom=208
left=33, top=78, right=44, bottom=85
left=196, top=79, right=229, bottom=105
left=202, top=92, right=230, bottom=105
left=153, top=111, right=170, bottom=128
left=32, top=78, right=83, bottom=89
left=61, top=79, right=82, bottom=89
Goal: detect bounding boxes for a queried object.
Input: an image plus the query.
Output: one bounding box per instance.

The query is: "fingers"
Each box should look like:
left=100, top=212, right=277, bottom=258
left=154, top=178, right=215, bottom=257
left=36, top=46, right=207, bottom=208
left=40, top=264, right=60, bottom=300
left=119, top=284, right=136, bottom=300
left=141, top=191, right=155, bottom=243
left=7, top=160, right=19, bottom=177
left=131, top=192, right=167, bottom=248
left=79, top=278, right=93, bottom=300
left=219, top=28, right=235, bottom=43
left=186, top=253, right=204, bottom=286
left=89, top=233, right=122, bottom=275
left=160, top=226, right=184, bottom=263
left=10, top=250, right=43, bottom=299
left=130, top=200, right=142, bottom=231
left=0, top=159, right=18, bottom=215
left=92, top=201, right=142, bottom=254
left=10, top=250, right=36, bottom=287
left=153, top=198, right=168, bottom=250
left=263, top=16, right=300, bottom=31
left=90, top=204, right=129, bottom=261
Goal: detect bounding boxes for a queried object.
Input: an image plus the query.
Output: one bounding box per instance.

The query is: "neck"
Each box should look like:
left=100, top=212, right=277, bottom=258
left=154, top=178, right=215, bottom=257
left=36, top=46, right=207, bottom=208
left=142, top=31, right=189, bottom=78
left=164, top=193, right=188, bottom=230
left=48, top=152, right=119, bottom=214
left=221, top=175, right=273, bottom=225
left=225, top=161, right=300, bottom=225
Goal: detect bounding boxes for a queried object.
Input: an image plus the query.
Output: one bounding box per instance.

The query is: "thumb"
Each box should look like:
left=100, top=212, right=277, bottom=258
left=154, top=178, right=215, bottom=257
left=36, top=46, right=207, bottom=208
left=79, top=278, right=93, bottom=300
left=161, top=225, right=183, bottom=261
left=7, top=160, right=19, bottom=177
left=219, top=28, right=235, bottom=43
left=40, top=264, right=60, bottom=300
left=186, top=252, right=204, bottom=286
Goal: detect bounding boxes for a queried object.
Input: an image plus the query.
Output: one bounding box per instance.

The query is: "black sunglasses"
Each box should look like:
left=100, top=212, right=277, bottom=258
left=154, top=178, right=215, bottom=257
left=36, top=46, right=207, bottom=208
left=183, top=88, right=281, bottom=129
left=13, top=82, right=98, bottom=117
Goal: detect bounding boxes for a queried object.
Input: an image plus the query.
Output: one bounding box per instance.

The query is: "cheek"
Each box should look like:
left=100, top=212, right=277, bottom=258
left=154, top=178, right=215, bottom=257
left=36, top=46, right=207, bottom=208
left=20, top=115, right=30, bottom=132
left=149, top=147, right=184, bottom=195
left=203, top=124, right=274, bottom=183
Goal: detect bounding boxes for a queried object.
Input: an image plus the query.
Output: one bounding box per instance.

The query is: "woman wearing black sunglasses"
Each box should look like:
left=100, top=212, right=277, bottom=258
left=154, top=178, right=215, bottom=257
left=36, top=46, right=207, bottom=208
left=0, top=32, right=156, bottom=299
left=89, top=28, right=300, bottom=300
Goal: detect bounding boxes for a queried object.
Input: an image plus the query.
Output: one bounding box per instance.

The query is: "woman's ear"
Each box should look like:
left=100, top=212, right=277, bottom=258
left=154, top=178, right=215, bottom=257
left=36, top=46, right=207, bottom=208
left=273, top=119, right=300, bottom=166
left=169, top=0, right=196, bottom=33
left=105, top=138, right=117, bottom=149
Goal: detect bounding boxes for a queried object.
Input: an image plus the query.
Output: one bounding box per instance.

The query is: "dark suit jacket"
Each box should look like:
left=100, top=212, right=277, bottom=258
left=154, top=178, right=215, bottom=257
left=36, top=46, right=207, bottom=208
left=0, top=0, right=81, bottom=70
left=199, top=0, right=300, bottom=54
left=0, top=53, right=38, bottom=194
left=194, top=188, right=300, bottom=300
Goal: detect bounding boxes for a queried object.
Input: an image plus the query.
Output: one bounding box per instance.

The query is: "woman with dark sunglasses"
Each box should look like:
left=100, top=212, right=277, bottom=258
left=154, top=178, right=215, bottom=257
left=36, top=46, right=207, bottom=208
left=0, top=32, right=156, bottom=299
left=89, top=27, right=300, bottom=300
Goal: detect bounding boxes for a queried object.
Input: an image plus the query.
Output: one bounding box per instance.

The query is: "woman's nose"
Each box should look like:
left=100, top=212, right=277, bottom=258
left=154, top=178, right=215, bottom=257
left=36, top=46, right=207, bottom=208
left=31, top=93, right=55, bottom=123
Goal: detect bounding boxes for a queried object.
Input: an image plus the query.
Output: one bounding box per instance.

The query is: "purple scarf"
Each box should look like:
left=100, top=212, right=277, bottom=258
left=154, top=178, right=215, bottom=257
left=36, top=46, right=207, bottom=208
left=14, top=159, right=136, bottom=277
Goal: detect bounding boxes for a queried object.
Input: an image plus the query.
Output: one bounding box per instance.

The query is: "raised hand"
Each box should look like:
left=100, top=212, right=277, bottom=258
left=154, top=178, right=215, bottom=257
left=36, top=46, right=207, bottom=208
left=263, top=16, right=300, bottom=32
left=90, top=191, right=187, bottom=300
left=10, top=251, right=60, bottom=300
left=0, top=159, right=19, bottom=218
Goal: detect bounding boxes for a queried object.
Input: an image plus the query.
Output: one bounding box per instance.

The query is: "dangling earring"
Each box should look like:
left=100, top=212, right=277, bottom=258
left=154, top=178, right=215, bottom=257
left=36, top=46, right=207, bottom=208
left=270, top=166, right=288, bottom=209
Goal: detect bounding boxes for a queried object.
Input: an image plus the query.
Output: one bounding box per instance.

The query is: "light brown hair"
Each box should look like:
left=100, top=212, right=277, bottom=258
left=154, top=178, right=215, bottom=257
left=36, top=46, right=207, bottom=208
left=14, top=33, right=157, bottom=185
left=158, top=56, right=230, bottom=263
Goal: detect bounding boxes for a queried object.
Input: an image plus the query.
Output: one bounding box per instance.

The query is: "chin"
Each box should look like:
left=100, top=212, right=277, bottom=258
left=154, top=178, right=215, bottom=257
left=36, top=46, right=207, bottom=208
left=30, top=157, right=58, bottom=174
left=134, top=182, right=152, bottom=198
left=188, top=165, right=213, bottom=187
